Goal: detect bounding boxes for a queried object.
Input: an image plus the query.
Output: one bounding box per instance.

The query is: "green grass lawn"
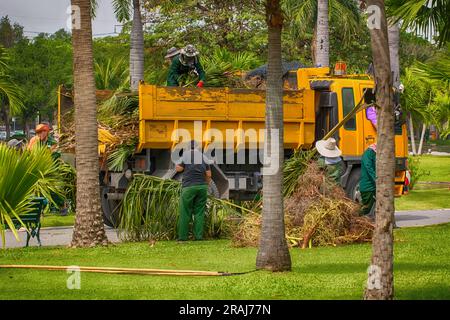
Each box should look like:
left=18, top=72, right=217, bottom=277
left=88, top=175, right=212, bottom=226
left=1, top=223, right=449, bottom=300
left=396, top=188, right=450, bottom=211
left=395, top=155, right=450, bottom=211
left=40, top=213, right=75, bottom=228
left=417, top=155, right=450, bottom=182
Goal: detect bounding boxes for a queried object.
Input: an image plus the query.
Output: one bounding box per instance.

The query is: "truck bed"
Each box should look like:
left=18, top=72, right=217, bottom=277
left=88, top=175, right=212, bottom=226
left=138, top=85, right=316, bottom=151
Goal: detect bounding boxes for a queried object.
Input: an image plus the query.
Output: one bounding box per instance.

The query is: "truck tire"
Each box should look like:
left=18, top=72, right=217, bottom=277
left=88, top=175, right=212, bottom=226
left=101, top=187, right=121, bottom=228
left=345, top=167, right=362, bottom=203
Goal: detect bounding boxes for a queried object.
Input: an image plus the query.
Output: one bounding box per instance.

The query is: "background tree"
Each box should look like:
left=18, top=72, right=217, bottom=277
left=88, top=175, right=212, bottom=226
left=316, top=0, right=330, bottom=67
left=256, top=0, right=292, bottom=272
left=0, top=46, right=23, bottom=139
left=9, top=30, right=73, bottom=135
left=364, top=0, right=396, bottom=300
left=283, top=0, right=361, bottom=66
left=112, top=0, right=144, bottom=91
left=0, top=16, right=24, bottom=48
left=70, top=0, right=108, bottom=247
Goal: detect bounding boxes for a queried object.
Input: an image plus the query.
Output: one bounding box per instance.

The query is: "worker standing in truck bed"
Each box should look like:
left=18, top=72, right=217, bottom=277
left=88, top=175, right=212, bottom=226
left=167, top=44, right=206, bottom=88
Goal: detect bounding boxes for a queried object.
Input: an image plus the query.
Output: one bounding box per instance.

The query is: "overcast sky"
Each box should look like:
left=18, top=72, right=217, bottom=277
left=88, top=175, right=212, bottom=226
left=0, top=0, right=120, bottom=37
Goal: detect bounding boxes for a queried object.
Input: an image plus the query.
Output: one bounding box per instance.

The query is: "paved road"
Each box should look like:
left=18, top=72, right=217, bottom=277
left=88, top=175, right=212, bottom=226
left=2, top=209, right=450, bottom=248
left=1, top=226, right=120, bottom=249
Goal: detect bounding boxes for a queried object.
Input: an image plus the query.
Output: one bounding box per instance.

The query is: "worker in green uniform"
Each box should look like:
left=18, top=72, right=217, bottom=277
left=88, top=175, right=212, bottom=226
left=167, top=44, right=206, bottom=88
left=360, top=143, right=377, bottom=216
left=316, top=137, right=344, bottom=184
left=175, top=140, right=212, bottom=241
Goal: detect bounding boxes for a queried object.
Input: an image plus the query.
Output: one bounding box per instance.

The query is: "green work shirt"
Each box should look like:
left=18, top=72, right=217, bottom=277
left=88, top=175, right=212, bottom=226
left=360, top=147, right=376, bottom=192
left=166, top=56, right=206, bottom=86
left=317, top=157, right=344, bottom=184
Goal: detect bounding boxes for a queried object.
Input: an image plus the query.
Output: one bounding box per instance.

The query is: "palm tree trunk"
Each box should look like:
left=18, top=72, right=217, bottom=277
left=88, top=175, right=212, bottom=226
left=70, top=0, right=108, bottom=247
left=311, top=25, right=317, bottom=66
left=315, top=0, right=329, bottom=67
left=408, top=113, right=417, bottom=155
left=364, top=0, right=395, bottom=300
left=256, top=0, right=291, bottom=272
left=130, top=0, right=144, bottom=92
left=388, top=22, right=400, bottom=88
left=417, top=123, right=427, bottom=155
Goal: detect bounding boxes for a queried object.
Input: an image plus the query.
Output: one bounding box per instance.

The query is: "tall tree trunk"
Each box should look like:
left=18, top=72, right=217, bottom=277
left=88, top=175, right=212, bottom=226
left=70, top=0, right=108, bottom=247
left=417, top=123, right=427, bottom=155
left=408, top=114, right=417, bottom=154
left=388, top=22, right=400, bottom=89
left=315, top=0, right=330, bottom=67
left=311, top=25, right=317, bottom=66
left=256, top=0, right=291, bottom=272
left=130, top=0, right=144, bottom=92
left=364, top=0, right=395, bottom=300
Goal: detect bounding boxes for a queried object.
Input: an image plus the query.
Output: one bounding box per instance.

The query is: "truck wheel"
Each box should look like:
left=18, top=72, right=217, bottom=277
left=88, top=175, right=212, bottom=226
left=208, top=180, right=220, bottom=198
left=101, top=187, right=121, bottom=228
left=346, top=167, right=362, bottom=203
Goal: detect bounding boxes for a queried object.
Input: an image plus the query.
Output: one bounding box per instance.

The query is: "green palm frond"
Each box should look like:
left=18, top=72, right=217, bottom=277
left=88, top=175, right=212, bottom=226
left=107, top=144, right=136, bottom=171
left=389, top=0, right=449, bottom=47
left=283, top=0, right=361, bottom=43
left=119, top=174, right=239, bottom=241
left=410, top=46, right=450, bottom=85
left=95, top=57, right=130, bottom=90
left=0, top=145, right=65, bottom=245
left=0, top=77, right=24, bottom=115
left=112, top=0, right=132, bottom=23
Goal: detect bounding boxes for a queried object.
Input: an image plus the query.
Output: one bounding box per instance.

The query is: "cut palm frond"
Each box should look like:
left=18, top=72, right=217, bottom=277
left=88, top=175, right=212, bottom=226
left=0, top=144, right=65, bottom=246
left=118, top=175, right=241, bottom=241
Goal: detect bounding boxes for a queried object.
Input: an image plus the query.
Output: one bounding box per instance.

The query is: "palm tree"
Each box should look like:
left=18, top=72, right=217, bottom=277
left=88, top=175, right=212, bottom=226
left=401, top=68, right=428, bottom=154
left=388, top=22, right=400, bottom=88
left=283, top=0, right=361, bottom=66
left=364, top=0, right=395, bottom=300
left=389, top=0, right=449, bottom=47
left=0, top=46, right=23, bottom=139
left=112, top=0, right=144, bottom=92
left=256, top=0, right=292, bottom=272
left=70, top=0, right=108, bottom=247
left=316, top=0, right=330, bottom=67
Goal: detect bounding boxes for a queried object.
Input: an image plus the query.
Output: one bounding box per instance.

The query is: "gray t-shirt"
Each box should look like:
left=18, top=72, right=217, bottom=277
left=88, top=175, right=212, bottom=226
left=180, top=149, right=211, bottom=188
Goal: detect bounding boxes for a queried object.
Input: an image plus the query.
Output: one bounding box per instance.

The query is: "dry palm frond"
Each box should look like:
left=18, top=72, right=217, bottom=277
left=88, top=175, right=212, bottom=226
left=232, top=160, right=374, bottom=248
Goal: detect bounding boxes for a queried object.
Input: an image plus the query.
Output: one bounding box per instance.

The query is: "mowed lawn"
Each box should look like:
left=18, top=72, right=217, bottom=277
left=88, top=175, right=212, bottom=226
left=1, top=223, right=449, bottom=300
left=417, top=155, right=450, bottom=182
left=395, top=155, right=450, bottom=211
left=40, top=213, right=75, bottom=228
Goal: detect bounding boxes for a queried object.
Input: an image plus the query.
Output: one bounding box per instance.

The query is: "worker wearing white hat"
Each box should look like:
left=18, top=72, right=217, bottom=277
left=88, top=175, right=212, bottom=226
left=316, top=137, right=344, bottom=184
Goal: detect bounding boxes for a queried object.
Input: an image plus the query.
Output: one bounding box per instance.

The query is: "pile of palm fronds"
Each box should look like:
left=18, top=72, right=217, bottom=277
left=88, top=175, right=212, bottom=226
left=118, top=174, right=242, bottom=241
left=58, top=91, right=139, bottom=169
left=232, top=154, right=374, bottom=248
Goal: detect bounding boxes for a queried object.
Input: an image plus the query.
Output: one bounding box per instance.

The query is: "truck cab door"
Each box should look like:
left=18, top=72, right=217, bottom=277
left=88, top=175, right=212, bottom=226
left=359, top=85, right=377, bottom=150
left=337, top=84, right=364, bottom=157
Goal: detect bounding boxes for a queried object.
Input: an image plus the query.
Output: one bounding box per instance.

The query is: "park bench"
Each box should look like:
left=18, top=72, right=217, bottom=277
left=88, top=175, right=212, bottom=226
left=3, top=197, right=47, bottom=247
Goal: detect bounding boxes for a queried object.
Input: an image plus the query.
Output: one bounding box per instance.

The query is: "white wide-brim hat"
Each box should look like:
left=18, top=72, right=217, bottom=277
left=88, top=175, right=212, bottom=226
left=316, top=138, right=342, bottom=158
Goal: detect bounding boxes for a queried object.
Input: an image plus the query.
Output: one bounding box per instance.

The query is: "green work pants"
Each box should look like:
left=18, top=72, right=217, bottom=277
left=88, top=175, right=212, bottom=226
left=178, top=184, right=208, bottom=240
left=360, top=191, right=376, bottom=216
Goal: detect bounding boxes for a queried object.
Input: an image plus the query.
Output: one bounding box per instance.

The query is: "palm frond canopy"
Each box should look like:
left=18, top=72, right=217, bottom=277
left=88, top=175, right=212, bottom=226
left=389, top=0, right=450, bottom=47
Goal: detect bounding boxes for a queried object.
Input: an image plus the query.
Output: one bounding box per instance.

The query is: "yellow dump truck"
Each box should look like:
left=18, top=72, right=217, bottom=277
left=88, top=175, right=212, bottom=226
left=59, top=66, right=408, bottom=227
